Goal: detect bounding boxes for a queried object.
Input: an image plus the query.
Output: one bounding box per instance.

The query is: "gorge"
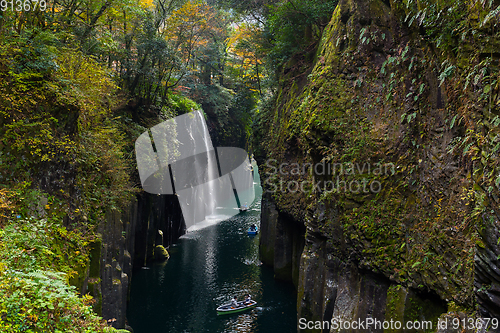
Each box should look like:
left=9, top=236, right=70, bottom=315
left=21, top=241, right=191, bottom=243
left=1, top=0, right=500, bottom=332
left=254, top=0, right=500, bottom=331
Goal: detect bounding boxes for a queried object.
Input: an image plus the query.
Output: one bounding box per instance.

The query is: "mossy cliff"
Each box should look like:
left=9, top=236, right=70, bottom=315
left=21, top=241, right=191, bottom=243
left=256, top=0, right=500, bottom=331
left=0, top=38, right=189, bottom=330
left=84, top=192, right=183, bottom=330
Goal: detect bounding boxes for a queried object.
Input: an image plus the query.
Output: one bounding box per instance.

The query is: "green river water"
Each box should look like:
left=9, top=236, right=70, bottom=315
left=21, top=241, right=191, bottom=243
left=127, top=168, right=297, bottom=332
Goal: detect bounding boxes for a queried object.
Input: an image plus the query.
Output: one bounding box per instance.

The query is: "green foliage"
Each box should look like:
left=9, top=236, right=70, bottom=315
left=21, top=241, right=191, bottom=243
left=167, top=93, right=201, bottom=115
left=76, top=121, right=134, bottom=219
left=188, top=84, right=234, bottom=124
left=0, top=33, right=134, bottom=218
left=266, top=0, right=338, bottom=68
left=0, top=269, right=106, bottom=332
left=0, top=188, right=92, bottom=276
left=0, top=185, right=111, bottom=332
left=0, top=11, right=135, bottom=332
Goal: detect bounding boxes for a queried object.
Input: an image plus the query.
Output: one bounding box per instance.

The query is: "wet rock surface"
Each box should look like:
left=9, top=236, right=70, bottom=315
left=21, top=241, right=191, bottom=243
left=84, top=193, right=185, bottom=329
left=257, top=0, right=500, bottom=331
left=476, top=216, right=500, bottom=319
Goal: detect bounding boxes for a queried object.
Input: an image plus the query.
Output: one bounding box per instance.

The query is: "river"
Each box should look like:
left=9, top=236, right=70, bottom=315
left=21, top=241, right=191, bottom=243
left=127, top=166, right=297, bottom=332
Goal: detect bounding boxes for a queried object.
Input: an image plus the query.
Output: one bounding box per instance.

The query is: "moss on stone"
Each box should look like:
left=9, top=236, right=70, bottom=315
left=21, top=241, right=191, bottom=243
left=384, top=285, right=406, bottom=332
left=68, top=257, right=90, bottom=293
left=403, top=291, right=446, bottom=332
left=260, top=0, right=494, bottom=320
left=154, top=245, right=169, bottom=261
left=88, top=279, right=103, bottom=315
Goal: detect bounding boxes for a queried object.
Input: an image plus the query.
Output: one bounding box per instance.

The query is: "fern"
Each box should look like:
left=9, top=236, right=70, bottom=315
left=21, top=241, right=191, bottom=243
left=482, top=5, right=500, bottom=27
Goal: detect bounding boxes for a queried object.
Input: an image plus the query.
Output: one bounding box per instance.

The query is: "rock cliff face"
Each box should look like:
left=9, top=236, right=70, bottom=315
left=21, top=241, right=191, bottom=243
left=476, top=216, right=500, bottom=319
left=257, top=0, right=500, bottom=331
left=83, top=193, right=185, bottom=329
left=259, top=191, right=305, bottom=286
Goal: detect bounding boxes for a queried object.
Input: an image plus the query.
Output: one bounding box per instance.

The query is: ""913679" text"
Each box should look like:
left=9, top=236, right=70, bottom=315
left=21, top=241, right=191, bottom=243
left=0, top=0, right=46, bottom=11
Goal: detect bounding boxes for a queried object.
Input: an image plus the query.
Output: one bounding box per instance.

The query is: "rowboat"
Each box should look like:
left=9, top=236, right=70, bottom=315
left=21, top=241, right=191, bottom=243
left=216, top=300, right=257, bottom=315
left=248, top=226, right=258, bottom=235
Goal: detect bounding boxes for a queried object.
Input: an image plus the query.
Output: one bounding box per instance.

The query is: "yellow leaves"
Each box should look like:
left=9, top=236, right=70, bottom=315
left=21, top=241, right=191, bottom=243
left=0, top=189, right=13, bottom=211
left=0, top=189, right=14, bottom=225
left=226, top=22, right=263, bottom=81
left=140, top=0, right=154, bottom=9
left=226, top=22, right=260, bottom=51
left=55, top=49, right=117, bottom=131
left=162, top=1, right=219, bottom=61
left=66, top=269, right=78, bottom=280
left=27, top=313, right=39, bottom=323
left=164, top=1, right=207, bottom=38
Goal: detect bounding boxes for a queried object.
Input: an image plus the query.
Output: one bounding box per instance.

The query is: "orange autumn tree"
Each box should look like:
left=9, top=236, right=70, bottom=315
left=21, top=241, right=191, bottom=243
left=226, top=21, right=264, bottom=94
left=162, top=1, right=222, bottom=73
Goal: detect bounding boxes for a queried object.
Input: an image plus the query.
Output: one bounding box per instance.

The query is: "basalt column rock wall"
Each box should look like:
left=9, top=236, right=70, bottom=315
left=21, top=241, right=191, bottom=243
left=257, top=0, right=500, bottom=331
left=259, top=191, right=305, bottom=287
left=84, top=192, right=185, bottom=329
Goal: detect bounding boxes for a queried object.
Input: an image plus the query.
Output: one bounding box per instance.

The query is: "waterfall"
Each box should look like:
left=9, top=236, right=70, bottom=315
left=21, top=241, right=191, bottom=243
left=200, top=111, right=217, bottom=218
left=136, top=110, right=254, bottom=232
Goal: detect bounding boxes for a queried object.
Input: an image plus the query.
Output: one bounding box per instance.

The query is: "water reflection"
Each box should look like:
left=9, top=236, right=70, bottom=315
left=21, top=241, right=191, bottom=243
left=225, top=313, right=256, bottom=333
left=127, top=165, right=296, bottom=333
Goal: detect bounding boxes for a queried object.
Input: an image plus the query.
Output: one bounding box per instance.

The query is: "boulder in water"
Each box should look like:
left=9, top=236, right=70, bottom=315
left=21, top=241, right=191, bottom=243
left=154, top=245, right=169, bottom=261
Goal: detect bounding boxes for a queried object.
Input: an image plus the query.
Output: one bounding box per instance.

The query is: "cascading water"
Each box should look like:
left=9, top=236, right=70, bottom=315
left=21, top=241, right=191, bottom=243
left=180, top=111, right=230, bottom=231
left=135, top=110, right=254, bottom=231
left=200, top=112, right=217, bottom=218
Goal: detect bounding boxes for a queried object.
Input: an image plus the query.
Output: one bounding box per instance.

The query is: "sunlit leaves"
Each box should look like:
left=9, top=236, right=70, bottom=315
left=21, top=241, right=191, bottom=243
left=162, top=1, right=221, bottom=61
left=226, top=21, right=264, bottom=88
left=140, top=0, right=155, bottom=8
left=55, top=50, right=117, bottom=130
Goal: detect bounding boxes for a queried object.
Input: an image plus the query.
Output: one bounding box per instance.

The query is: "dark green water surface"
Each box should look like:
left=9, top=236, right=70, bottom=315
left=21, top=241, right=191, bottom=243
left=127, top=170, right=297, bottom=333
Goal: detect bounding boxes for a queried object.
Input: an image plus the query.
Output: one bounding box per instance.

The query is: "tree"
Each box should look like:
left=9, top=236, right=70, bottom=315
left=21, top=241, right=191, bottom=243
left=226, top=21, right=265, bottom=94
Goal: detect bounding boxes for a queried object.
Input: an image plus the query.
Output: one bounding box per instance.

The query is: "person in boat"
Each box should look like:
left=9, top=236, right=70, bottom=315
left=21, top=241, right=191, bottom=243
left=250, top=224, right=257, bottom=231
left=244, top=294, right=252, bottom=304
left=231, top=296, right=238, bottom=308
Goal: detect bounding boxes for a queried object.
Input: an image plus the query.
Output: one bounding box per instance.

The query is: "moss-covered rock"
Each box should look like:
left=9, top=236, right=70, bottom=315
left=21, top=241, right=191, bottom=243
left=258, top=0, right=500, bottom=328
left=89, top=238, right=102, bottom=278
left=104, top=328, right=131, bottom=333
left=154, top=245, right=169, bottom=261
